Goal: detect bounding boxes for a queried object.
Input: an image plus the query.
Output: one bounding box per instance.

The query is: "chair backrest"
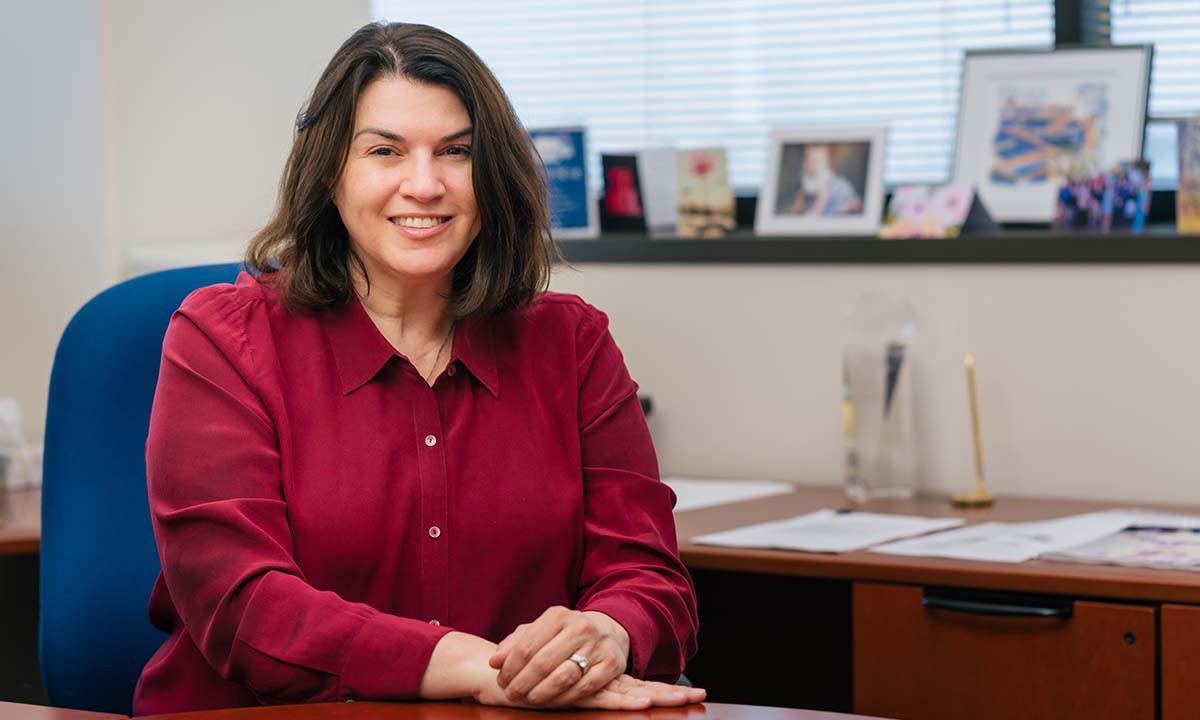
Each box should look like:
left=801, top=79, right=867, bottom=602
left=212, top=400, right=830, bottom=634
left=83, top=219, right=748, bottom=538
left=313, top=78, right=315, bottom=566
left=40, top=263, right=243, bottom=714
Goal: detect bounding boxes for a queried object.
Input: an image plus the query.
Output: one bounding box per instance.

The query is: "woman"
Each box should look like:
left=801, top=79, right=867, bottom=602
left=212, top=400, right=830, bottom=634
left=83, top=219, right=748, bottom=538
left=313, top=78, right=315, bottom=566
left=134, top=21, right=701, bottom=714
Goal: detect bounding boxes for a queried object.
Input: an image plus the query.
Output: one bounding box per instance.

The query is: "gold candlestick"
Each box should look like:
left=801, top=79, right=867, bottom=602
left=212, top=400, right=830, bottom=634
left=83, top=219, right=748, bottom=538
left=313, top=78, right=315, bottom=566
left=952, top=352, right=994, bottom=508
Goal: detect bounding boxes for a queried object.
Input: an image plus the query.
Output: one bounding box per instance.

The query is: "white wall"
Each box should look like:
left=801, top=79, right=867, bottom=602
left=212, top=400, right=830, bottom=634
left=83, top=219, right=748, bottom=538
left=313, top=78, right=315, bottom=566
left=1, top=0, right=109, bottom=444
left=551, top=264, right=1200, bottom=505
left=0, top=0, right=370, bottom=442
left=105, top=0, right=371, bottom=272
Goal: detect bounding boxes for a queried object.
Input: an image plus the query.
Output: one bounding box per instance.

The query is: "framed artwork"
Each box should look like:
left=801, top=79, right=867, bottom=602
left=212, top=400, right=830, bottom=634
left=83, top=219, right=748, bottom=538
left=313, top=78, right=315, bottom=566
left=953, top=45, right=1153, bottom=223
left=755, top=127, right=886, bottom=236
left=529, top=126, right=599, bottom=239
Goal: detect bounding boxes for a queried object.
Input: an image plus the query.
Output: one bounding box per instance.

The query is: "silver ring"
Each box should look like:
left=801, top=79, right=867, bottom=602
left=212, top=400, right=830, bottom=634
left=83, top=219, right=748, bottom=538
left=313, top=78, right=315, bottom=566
left=568, top=653, right=589, bottom=674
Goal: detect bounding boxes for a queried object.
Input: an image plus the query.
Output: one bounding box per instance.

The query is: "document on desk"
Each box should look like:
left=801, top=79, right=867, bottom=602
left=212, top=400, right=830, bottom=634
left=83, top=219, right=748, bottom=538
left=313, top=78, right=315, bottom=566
left=870, top=510, right=1153, bottom=563
left=664, top=477, right=796, bottom=513
left=691, top=510, right=965, bottom=553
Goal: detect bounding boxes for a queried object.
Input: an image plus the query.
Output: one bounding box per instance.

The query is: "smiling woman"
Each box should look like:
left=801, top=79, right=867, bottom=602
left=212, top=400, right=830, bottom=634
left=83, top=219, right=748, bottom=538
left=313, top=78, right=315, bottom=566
left=133, top=21, right=701, bottom=716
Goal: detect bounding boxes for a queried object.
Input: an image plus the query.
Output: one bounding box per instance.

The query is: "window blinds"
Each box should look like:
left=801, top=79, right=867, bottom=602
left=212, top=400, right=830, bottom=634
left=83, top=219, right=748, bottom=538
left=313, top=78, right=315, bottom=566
left=371, top=0, right=1054, bottom=189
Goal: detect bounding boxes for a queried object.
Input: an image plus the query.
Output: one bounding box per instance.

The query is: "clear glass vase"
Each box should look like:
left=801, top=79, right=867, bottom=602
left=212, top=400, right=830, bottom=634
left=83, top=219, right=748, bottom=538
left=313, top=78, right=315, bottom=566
left=842, top=292, right=918, bottom=502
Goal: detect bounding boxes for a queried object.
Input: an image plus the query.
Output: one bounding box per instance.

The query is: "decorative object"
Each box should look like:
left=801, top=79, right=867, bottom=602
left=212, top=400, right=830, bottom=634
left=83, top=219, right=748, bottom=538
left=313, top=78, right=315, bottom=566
left=529, top=126, right=598, bottom=239
left=843, top=292, right=917, bottom=502
left=878, top=182, right=996, bottom=239
left=755, top=127, right=886, bottom=236
left=676, top=148, right=736, bottom=238
left=951, top=353, right=994, bottom=509
left=1052, top=160, right=1152, bottom=232
left=953, top=45, right=1152, bottom=223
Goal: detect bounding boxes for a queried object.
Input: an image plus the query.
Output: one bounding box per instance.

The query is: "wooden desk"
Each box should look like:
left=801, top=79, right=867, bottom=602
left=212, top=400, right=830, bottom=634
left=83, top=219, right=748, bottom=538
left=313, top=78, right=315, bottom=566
left=135, top=701, right=889, bottom=720
left=0, top=487, right=41, bottom=555
left=0, top=701, right=124, bottom=720
left=674, top=486, right=1200, bottom=720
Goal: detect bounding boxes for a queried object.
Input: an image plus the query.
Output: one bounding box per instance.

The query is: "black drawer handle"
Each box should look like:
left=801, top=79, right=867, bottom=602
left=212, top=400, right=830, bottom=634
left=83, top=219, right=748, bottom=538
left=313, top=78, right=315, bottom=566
left=922, top=594, right=1072, bottom=618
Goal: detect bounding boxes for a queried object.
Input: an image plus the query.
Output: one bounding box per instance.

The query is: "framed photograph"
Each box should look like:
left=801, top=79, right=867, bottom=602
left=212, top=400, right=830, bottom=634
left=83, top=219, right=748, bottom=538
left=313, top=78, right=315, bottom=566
left=953, top=45, right=1153, bottom=223
left=755, top=127, right=886, bottom=236
left=529, top=126, right=599, bottom=239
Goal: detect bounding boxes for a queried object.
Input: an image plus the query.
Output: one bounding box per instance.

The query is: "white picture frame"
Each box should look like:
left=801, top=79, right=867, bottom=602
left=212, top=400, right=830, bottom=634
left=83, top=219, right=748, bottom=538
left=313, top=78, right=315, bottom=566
left=755, top=127, right=886, bottom=236
left=953, top=45, right=1153, bottom=223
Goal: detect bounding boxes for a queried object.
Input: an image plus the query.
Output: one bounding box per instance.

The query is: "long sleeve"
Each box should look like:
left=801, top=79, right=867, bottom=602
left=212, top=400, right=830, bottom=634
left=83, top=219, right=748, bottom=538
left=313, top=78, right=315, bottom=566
left=570, top=307, right=699, bottom=681
left=145, top=290, right=451, bottom=704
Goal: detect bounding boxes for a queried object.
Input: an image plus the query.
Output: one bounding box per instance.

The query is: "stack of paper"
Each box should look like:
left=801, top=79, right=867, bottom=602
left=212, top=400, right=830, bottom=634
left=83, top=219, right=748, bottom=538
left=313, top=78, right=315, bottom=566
left=692, top=510, right=964, bottom=554
left=871, top=510, right=1200, bottom=564
left=664, top=477, right=795, bottom=513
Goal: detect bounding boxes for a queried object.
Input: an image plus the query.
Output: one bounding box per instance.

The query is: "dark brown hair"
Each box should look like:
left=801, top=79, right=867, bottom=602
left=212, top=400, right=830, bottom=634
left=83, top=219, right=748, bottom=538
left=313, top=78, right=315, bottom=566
left=246, top=22, right=558, bottom=316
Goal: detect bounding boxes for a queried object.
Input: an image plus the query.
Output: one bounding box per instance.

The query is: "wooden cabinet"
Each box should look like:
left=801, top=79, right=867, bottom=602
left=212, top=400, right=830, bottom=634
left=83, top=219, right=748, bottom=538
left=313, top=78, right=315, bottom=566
left=852, top=582, right=1156, bottom=720
left=1162, top=604, right=1200, bottom=720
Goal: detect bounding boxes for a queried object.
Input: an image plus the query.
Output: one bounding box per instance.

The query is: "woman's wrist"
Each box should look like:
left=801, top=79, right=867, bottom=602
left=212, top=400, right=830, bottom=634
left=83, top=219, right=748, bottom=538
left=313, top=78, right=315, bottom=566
left=581, top=610, right=631, bottom=665
left=419, top=631, right=501, bottom=701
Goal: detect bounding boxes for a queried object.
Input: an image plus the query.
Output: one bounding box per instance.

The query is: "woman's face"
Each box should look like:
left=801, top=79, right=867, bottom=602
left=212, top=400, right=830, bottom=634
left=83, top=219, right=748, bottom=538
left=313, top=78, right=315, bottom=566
left=334, top=76, right=481, bottom=292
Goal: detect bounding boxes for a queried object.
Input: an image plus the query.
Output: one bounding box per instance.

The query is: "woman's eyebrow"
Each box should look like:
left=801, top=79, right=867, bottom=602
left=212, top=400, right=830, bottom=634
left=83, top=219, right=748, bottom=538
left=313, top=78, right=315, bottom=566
left=352, top=126, right=473, bottom=142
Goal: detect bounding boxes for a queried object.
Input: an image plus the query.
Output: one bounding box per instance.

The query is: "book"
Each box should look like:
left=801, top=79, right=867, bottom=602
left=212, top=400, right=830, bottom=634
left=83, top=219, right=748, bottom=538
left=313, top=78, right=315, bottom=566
left=1179, top=120, right=1200, bottom=234
left=529, top=127, right=598, bottom=239
left=676, top=148, right=736, bottom=238
left=636, top=147, right=678, bottom=236
left=600, top=153, right=648, bottom=233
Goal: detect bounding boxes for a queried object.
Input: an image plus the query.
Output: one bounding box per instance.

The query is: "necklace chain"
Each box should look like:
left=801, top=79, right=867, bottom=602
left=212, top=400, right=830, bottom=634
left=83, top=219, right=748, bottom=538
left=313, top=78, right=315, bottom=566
left=425, top=322, right=454, bottom=385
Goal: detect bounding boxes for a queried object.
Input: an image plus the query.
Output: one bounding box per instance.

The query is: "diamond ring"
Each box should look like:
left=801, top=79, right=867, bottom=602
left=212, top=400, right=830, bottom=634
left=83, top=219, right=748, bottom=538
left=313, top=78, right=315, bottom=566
left=568, top=653, right=589, bottom=674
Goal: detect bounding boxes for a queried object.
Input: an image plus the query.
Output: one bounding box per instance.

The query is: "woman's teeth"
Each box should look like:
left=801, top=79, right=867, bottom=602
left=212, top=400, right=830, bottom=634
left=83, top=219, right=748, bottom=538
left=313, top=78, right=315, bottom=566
left=392, top=216, right=447, bottom=229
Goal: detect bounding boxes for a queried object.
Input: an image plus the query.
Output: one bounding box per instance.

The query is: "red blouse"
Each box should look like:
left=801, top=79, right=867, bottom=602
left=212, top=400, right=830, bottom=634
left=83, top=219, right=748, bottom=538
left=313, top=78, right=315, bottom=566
left=133, top=273, right=697, bottom=715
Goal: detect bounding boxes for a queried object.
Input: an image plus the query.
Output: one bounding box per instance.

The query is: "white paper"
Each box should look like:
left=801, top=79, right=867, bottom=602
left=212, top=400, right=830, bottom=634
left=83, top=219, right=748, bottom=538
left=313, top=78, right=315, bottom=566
left=692, top=509, right=965, bottom=553
left=664, top=477, right=795, bottom=513
left=870, top=510, right=1153, bottom=563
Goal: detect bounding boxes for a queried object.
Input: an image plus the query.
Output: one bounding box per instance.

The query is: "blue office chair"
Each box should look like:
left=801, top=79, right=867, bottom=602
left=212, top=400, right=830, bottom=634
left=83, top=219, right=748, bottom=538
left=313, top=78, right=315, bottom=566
left=40, top=263, right=243, bottom=715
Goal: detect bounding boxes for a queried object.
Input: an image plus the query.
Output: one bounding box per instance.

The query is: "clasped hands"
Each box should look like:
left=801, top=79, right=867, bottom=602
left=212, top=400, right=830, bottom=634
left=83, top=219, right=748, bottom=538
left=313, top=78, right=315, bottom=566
left=479, top=606, right=705, bottom=710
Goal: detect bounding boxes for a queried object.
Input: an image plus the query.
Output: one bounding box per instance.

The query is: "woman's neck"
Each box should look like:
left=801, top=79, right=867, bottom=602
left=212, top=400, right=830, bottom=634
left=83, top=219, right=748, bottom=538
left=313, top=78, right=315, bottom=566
left=353, top=273, right=454, bottom=356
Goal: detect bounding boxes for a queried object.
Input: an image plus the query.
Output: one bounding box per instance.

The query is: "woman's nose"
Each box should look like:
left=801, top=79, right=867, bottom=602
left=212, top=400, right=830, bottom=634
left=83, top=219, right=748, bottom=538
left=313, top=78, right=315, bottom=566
left=399, top=156, right=445, bottom=201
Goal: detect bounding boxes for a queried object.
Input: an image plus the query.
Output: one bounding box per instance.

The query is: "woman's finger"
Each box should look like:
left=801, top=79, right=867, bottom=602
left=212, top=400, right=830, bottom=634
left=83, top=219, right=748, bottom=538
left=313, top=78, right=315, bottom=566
left=504, top=628, right=601, bottom=702
left=495, top=608, right=571, bottom=687
left=488, top=623, right=528, bottom=669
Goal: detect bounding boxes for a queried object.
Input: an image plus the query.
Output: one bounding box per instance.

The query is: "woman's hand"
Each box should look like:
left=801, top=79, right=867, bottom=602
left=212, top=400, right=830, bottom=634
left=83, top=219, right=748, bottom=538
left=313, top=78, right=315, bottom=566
left=573, top=674, right=707, bottom=710
left=488, top=606, right=630, bottom=707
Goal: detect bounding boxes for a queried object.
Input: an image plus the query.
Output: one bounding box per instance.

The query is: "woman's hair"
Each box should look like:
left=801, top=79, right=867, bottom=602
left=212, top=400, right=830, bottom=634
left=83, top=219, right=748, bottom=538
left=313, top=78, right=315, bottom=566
left=246, top=22, right=558, bottom=316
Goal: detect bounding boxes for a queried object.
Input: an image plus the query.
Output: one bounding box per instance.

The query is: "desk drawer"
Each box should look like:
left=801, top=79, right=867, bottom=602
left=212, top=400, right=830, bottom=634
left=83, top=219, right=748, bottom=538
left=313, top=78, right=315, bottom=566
left=853, top=581, right=1155, bottom=720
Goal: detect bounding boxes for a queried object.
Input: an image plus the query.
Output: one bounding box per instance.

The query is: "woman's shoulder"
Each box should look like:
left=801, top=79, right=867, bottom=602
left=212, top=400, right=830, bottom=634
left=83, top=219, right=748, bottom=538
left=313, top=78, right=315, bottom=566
left=171, top=271, right=286, bottom=348
left=505, top=291, right=611, bottom=338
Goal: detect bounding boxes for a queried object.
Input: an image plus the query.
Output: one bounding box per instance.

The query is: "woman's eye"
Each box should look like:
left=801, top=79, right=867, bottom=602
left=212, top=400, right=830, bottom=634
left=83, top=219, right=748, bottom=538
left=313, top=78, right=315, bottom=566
left=369, top=147, right=397, bottom=157
left=445, top=145, right=472, bottom=157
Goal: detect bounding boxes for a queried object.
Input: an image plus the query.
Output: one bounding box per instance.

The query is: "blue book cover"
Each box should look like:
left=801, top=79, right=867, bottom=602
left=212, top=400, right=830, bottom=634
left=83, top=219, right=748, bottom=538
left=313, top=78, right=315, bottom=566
left=530, top=127, right=598, bottom=239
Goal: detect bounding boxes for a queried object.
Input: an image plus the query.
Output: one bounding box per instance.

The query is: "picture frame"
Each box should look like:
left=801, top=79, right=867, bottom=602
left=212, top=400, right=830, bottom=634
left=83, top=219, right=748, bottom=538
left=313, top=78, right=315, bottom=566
left=953, top=45, right=1153, bottom=224
left=754, top=127, right=886, bottom=236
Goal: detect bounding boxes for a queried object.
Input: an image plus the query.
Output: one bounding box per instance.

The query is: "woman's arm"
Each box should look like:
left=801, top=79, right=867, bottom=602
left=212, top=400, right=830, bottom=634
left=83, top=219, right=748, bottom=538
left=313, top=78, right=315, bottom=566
left=149, top=294, right=470, bottom=703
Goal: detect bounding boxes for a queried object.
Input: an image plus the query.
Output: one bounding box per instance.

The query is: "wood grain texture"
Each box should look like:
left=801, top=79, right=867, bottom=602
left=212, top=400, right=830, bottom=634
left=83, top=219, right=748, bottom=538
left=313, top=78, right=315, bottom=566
left=134, top=701, right=893, bottom=720
left=1161, top=604, right=1200, bottom=720
left=0, top=700, right=125, bottom=720
left=675, top=486, right=1200, bottom=602
left=852, top=582, right=1155, bottom=720
left=0, top=487, right=40, bottom=554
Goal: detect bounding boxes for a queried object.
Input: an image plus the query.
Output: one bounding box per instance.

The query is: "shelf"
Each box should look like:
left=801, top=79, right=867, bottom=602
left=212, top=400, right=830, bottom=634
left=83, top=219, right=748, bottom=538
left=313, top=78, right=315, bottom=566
left=556, top=230, right=1200, bottom=264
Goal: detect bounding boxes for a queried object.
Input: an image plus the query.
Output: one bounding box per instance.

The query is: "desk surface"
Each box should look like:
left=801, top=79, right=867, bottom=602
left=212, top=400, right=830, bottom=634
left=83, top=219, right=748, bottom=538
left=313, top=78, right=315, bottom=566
left=135, top=702, right=888, bottom=720
left=0, top=487, right=40, bottom=554
left=0, top=701, right=125, bottom=720
left=674, top=485, right=1200, bottom=604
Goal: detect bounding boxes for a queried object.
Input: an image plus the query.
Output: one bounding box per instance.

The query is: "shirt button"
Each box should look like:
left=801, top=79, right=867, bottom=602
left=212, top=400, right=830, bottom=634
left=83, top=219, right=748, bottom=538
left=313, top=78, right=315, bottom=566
left=429, top=525, right=442, bottom=538
left=429, top=619, right=440, bottom=626
left=424, top=434, right=437, bottom=447
left=447, top=364, right=457, bottom=377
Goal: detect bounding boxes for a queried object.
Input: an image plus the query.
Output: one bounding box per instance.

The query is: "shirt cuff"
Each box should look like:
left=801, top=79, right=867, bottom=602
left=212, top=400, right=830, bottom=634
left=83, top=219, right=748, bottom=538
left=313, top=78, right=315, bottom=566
left=578, top=596, right=659, bottom=679
left=338, top=612, right=453, bottom=699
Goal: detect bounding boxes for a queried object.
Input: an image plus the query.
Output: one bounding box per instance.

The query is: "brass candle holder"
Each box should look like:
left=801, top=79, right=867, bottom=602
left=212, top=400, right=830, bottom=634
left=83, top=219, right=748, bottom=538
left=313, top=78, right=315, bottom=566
left=952, top=352, right=994, bottom=508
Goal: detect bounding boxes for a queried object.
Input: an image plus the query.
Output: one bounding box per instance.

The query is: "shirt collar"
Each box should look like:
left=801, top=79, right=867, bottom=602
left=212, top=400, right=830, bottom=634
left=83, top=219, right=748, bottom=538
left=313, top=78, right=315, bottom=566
left=322, top=295, right=500, bottom=398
